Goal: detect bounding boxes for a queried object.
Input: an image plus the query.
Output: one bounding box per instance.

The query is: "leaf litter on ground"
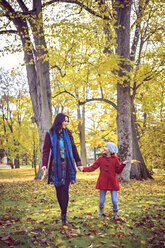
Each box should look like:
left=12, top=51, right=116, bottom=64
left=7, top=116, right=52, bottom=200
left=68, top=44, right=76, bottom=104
left=0, top=169, right=165, bottom=248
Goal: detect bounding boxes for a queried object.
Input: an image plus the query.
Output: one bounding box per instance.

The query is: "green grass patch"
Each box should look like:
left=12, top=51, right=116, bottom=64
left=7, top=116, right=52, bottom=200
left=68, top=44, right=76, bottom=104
left=0, top=169, right=164, bottom=247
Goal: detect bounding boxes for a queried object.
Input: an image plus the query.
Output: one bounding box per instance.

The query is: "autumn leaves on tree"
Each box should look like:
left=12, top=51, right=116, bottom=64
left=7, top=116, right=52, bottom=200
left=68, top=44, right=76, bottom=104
left=0, top=0, right=164, bottom=180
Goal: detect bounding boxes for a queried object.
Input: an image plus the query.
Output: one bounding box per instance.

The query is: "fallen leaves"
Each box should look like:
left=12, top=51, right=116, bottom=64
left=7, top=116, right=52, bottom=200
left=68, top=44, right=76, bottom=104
left=0, top=169, right=165, bottom=247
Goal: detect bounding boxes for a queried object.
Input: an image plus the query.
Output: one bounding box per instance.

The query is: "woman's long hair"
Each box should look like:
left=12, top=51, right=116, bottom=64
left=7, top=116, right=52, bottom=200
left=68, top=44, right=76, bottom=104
left=50, top=113, right=69, bottom=138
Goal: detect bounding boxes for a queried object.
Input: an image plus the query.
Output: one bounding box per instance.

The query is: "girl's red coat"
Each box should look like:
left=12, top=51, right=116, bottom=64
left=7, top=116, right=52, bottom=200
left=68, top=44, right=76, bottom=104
left=83, top=153, right=125, bottom=190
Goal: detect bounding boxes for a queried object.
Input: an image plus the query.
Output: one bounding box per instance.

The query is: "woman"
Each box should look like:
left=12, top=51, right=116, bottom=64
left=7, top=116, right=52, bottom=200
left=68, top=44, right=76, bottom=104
left=42, top=113, right=82, bottom=225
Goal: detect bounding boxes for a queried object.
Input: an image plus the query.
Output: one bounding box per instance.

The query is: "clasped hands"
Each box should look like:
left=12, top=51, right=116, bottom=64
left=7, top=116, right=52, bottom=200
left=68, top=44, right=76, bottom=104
left=78, top=166, right=84, bottom=172
left=42, top=166, right=84, bottom=172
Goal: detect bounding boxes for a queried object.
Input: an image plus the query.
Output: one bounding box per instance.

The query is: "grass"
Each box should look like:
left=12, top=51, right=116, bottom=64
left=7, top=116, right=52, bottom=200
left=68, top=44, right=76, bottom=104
left=0, top=168, right=164, bottom=248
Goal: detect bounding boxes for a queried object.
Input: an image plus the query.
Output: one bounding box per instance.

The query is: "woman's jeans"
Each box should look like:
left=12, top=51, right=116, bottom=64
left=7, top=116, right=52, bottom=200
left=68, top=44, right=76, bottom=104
left=99, top=189, right=118, bottom=214
left=55, top=179, right=70, bottom=215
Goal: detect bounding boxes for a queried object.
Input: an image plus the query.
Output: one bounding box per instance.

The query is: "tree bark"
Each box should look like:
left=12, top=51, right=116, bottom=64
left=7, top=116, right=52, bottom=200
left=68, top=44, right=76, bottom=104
left=131, top=101, right=153, bottom=179
left=1, top=0, right=52, bottom=178
left=27, top=0, right=52, bottom=178
left=1, top=0, right=52, bottom=177
left=114, top=0, right=132, bottom=182
left=77, top=105, right=87, bottom=166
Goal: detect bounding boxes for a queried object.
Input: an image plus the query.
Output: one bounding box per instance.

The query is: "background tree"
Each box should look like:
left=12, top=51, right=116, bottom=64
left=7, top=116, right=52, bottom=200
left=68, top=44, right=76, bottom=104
left=47, top=0, right=132, bottom=181
left=128, top=0, right=164, bottom=179
left=0, top=0, right=52, bottom=177
left=0, top=0, right=163, bottom=181
left=0, top=67, right=39, bottom=170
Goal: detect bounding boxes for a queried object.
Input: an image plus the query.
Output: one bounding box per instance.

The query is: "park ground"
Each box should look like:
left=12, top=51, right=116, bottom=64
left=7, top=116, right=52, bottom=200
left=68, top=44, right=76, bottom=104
left=0, top=168, right=164, bottom=248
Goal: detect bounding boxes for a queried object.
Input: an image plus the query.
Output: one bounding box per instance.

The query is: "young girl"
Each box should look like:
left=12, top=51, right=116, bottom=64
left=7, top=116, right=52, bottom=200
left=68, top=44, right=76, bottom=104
left=42, top=113, right=82, bottom=225
left=80, top=142, right=129, bottom=220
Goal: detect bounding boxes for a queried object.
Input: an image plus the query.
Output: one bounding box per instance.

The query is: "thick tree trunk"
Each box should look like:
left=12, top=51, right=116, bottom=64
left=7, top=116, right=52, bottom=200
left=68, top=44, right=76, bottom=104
left=117, top=85, right=132, bottom=182
left=12, top=0, right=52, bottom=178
left=114, top=0, right=132, bottom=182
left=30, top=1, right=52, bottom=179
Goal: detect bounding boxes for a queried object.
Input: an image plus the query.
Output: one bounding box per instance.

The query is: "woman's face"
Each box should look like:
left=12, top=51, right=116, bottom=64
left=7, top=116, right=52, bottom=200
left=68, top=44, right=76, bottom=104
left=62, top=116, right=69, bottom=129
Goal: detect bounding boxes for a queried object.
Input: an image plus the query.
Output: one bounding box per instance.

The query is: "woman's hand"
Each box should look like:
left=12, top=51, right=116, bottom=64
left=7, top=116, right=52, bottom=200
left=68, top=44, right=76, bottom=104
left=42, top=166, right=47, bottom=172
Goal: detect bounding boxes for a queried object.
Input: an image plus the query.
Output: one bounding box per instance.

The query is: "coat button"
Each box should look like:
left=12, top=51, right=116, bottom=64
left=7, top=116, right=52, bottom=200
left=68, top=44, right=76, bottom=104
left=105, top=164, right=109, bottom=167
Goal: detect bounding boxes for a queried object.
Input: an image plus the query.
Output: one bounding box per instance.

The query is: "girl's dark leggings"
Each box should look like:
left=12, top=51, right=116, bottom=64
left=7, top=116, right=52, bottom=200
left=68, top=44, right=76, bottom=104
left=55, top=179, right=70, bottom=215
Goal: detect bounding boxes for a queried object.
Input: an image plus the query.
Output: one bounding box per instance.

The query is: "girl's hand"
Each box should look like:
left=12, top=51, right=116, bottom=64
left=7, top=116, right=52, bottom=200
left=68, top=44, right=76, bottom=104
left=123, top=160, right=129, bottom=165
left=123, top=160, right=140, bottom=165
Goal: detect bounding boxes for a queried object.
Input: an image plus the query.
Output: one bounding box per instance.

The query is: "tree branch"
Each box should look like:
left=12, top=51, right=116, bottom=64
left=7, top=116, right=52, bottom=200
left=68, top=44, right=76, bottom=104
left=79, top=98, right=117, bottom=109
left=100, top=86, right=104, bottom=98
left=50, top=42, right=76, bottom=76
left=130, top=0, right=150, bottom=62
left=52, top=89, right=117, bottom=109
left=0, top=30, right=18, bottom=34
left=16, top=0, right=29, bottom=12
left=50, top=65, right=66, bottom=77
left=0, top=0, right=35, bottom=17
left=52, top=90, right=76, bottom=99
left=42, top=0, right=110, bottom=20
left=131, top=71, right=155, bottom=100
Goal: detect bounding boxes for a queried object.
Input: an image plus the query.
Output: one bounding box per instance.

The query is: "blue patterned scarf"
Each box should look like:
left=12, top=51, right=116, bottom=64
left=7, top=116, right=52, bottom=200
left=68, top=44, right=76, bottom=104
left=48, top=128, right=77, bottom=187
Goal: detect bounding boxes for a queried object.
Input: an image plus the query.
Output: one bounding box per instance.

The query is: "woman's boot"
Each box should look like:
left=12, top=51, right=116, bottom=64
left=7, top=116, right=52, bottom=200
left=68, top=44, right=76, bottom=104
left=61, top=213, right=68, bottom=225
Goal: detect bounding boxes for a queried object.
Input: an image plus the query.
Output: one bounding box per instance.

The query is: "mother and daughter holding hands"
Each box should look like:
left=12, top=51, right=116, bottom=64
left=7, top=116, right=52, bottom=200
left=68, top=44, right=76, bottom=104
left=42, top=113, right=129, bottom=225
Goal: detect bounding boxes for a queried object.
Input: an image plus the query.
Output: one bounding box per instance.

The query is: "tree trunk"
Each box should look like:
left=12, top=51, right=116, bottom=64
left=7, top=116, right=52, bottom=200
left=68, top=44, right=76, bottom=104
left=114, top=0, right=132, bottom=182
left=14, top=157, right=20, bottom=168
left=1, top=0, right=52, bottom=177
left=16, top=1, right=52, bottom=178
left=7, top=157, right=14, bottom=169
left=30, top=1, right=52, bottom=178
left=131, top=102, right=153, bottom=179
left=77, top=106, right=87, bottom=166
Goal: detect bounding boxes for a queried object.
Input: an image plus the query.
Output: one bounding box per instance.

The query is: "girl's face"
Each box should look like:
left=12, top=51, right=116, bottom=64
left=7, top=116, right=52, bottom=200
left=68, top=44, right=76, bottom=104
left=62, top=116, right=69, bottom=129
left=103, top=144, right=110, bottom=155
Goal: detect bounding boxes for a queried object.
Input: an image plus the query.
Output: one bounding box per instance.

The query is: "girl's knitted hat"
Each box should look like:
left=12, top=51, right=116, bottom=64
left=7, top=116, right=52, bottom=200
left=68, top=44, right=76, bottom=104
left=106, top=142, right=118, bottom=154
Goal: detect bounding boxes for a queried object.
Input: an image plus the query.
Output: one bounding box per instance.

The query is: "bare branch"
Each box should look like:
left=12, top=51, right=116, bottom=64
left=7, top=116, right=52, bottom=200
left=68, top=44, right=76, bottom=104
left=17, top=0, right=29, bottom=12
left=130, top=0, right=149, bottom=62
left=0, top=29, right=18, bottom=34
left=52, top=89, right=117, bottom=109
left=100, top=86, right=103, bottom=98
left=131, top=70, right=156, bottom=100
left=0, top=0, right=35, bottom=17
left=52, top=90, right=76, bottom=99
left=50, top=65, right=66, bottom=77
left=79, top=98, right=117, bottom=109
left=50, top=42, right=76, bottom=76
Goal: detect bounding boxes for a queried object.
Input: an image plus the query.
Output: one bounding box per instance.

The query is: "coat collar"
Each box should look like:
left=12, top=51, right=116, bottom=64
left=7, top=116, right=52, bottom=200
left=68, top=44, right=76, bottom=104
left=102, top=153, right=116, bottom=158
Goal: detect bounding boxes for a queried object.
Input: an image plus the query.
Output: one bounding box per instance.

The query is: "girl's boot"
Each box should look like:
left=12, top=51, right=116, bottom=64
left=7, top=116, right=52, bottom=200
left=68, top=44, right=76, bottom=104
left=98, top=206, right=104, bottom=217
left=113, top=210, right=118, bottom=220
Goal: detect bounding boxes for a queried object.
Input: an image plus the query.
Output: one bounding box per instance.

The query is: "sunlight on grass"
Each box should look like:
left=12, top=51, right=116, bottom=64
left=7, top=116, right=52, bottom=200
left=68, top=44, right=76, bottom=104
left=0, top=168, right=164, bottom=248
left=77, top=170, right=99, bottom=180
left=0, top=168, right=35, bottom=182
